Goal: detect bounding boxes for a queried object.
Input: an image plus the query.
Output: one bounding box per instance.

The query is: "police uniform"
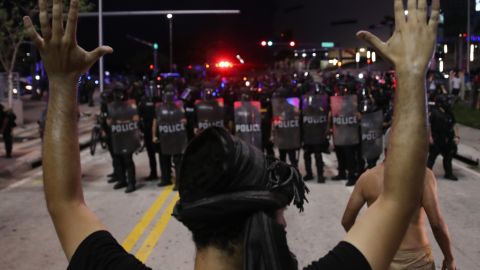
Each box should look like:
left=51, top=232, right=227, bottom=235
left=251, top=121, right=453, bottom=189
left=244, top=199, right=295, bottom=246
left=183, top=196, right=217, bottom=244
left=155, top=92, right=188, bottom=187
left=272, top=87, right=301, bottom=167
left=138, top=96, right=160, bottom=180
left=302, top=90, right=330, bottom=183
left=330, top=91, right=361, bottom=186
left=260, top=90, right=275, bottom=158
left=108, top=99, right=141, bottom=193
left=0, top=106, right=15, bottom=158
left=427, top=96, right=458, bottom=180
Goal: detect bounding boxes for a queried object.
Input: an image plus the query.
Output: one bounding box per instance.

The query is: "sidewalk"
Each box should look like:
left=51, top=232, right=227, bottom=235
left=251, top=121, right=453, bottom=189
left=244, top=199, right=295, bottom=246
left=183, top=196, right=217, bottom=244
left=0, top=101, right=100, bottom=177
left=456, top=124, right=480, bottom=165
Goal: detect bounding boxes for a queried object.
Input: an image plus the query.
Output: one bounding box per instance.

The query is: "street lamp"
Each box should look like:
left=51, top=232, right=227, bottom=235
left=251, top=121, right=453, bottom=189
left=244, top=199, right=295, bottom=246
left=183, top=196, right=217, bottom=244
left=167, top=14, right=173, bottom=72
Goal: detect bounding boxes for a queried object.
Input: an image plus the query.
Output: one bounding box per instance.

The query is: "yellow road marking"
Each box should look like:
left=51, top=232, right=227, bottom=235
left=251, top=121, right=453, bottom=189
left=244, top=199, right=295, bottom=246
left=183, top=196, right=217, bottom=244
left=135, top=193, right=180, bottom=263
left=122, top=185, right=174, bottom=252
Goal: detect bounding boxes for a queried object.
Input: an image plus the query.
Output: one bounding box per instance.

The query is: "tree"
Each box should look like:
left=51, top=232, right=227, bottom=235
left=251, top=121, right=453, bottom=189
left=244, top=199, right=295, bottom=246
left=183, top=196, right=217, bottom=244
left=0, top=0, right=94, bottom=107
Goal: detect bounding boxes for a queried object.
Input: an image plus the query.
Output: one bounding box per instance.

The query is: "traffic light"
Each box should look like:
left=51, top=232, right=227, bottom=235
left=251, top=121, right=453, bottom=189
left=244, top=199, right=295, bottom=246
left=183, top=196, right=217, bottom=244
left=153, top=43, right=159, bottom=50
left=267, top=41, right=273, bottom=47
left=261, top=40, right=267, bottom=47
left=149, top=64, right=154, bottom=70
left=289, top=41, right=296, bottom=47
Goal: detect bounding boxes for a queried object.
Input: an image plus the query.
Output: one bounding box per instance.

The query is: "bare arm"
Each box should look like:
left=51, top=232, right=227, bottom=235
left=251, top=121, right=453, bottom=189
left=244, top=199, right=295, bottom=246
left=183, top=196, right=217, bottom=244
left=423, top=170, right=456, bottom=270
left=24, top=0, right=113, bottom=260
left=343, top=0, right=439, bottom=269
left=341, top=176, right=367, bottom=232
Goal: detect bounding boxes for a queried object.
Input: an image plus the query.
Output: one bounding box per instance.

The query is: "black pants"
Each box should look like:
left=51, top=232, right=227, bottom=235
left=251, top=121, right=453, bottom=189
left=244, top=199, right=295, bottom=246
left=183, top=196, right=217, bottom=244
left=279, top=149, right=298, bottom=167
left=3, top=132, right=13, bottom=157
left=160, top=154, right=182, bottom=183
left=113, top=153, right=136, bottom=185
left=304, top=146, right=324, bottom=177
left=144, top=136, right=159, bottom=177
left=335, top=145, right=359, bottom=182
left=263, top=140, right=275, bottom=158
left=427, top=144, right=454, bottom=176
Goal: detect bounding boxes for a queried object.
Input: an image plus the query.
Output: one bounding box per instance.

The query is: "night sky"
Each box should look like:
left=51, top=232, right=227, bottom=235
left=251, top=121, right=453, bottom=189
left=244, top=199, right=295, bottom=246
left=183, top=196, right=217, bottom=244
left=74, top=0, right=461, bottom=74
left=77, top=0, right=276, bottom=73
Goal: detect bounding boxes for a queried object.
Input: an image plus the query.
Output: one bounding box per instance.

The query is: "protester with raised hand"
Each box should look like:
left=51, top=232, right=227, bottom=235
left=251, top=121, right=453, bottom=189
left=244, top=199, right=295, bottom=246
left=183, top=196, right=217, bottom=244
left=24, top=0, right=439, bottom=269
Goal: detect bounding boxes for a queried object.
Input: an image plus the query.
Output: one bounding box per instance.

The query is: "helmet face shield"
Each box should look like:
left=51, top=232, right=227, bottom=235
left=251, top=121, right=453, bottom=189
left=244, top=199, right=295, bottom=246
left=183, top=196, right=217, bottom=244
left=202, top=88, right=214, bottom=100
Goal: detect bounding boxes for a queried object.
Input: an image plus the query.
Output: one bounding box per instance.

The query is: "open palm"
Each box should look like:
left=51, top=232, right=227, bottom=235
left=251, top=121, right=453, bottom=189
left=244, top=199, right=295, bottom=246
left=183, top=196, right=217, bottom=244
left=23, top=0, right=113, bottom=83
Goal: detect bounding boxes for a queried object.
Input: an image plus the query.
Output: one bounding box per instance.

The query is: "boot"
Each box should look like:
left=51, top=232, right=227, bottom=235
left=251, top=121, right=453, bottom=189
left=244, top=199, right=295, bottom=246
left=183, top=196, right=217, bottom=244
left=144, top=174, right=158, bottom=181
left=125, top=184, right=136, bottom=193
left=107, top=178, right=118, bottom=183
left=113, top=181, right=127, bottom=190
left=303, top=173, right=314, bottom=181
left=317, top=170, right=325, bottom=183
left=331, top=173, right=346, bottom=181
left=158, top=180, right=173, bottom=187
left=444, top=174, right=458, bottom=181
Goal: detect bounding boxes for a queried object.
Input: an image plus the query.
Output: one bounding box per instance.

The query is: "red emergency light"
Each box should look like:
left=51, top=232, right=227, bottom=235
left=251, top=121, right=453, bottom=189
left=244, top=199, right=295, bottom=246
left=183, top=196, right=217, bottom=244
left=215, top=61, right=234, bottom=69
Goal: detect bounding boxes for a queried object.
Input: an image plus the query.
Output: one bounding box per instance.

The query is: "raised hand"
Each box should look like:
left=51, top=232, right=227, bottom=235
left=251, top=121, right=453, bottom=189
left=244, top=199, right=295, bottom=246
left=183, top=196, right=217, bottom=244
left=23, top=0, right=113, bottom=85
left=357, top=0, right=439, bottom=75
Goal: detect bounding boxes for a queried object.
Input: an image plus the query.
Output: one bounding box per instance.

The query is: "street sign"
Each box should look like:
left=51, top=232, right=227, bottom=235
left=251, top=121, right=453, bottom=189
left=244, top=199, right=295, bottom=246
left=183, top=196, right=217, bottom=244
left=321, top=42, right=335, bottom=48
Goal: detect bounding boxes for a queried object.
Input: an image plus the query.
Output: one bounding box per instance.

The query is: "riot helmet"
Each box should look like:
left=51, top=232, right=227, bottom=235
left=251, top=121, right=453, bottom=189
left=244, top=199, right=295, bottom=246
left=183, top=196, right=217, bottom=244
left=163, top=84, right=176, bottom=103
left=272, top=86, right=289, bottom=98
left=201, top=88, right=215, bottom=100
left=239, top=87, right=251, bottom=101
left=112, top=83, right=127, bottom=102
left=435, top=94, right=450, bottom=110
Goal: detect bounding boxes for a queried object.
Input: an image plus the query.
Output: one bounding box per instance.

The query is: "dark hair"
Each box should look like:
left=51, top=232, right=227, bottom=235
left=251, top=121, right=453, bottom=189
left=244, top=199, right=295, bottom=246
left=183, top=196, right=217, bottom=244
left=190, top=215, right=248, bottom=255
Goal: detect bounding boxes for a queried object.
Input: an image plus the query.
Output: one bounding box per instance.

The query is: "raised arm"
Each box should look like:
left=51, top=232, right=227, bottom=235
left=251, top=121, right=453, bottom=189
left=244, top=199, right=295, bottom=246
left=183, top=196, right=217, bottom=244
left=343, top=0, right=439, bottom=269
left=422, top=170, right=456, bottom=270
left=24, top=0, right=113, bottom=260
left=341, top=175, right=367, bottom=232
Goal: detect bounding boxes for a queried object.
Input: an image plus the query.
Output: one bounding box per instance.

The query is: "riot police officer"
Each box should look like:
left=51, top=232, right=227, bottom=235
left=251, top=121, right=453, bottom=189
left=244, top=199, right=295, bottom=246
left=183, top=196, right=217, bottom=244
left=259, top=87, right=275, bottom=158
left=153, top=86, right=188, bottom=188
left=272, top=87, right=301, bottom=167
left=302, top=83, right=330, bottom=183
left=138, top=85, right=160, bottom=181
left=427, top=94, right=459, bottom=181
left=358, top=85, right=384, bottom=171
left=330, top=83, right=361, bottom=186
left=234, top=88, right=262, bottom=149
left=107, top=86, right=141, bottom=193
left=194, top=87, right=224, bottom=134
left=100, top=90, right=116, bottom=181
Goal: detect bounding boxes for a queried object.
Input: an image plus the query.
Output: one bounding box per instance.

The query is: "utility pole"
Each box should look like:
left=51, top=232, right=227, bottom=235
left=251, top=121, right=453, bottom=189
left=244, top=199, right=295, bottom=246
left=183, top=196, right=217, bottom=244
left=98, top=0, right=104, bottom=93
left=167, top=14, right=173, bottom=72
left=467, top=0, right=472, bottom=74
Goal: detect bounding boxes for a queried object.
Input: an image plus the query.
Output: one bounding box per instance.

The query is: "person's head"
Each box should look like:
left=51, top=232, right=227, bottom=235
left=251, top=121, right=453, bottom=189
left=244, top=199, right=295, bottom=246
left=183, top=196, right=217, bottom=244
left=273, top=86, right=288, bottom=99
left=163, top=84, right=176, bottom=103
left=435, top=94, right=450, bottom=111
left=239, top=87, right=251, bottom=101
left=174, top=127, right=307, bottom=270
left=201, top=88, right=215, bottom=100
left=112, top=84, right=126, bottom=102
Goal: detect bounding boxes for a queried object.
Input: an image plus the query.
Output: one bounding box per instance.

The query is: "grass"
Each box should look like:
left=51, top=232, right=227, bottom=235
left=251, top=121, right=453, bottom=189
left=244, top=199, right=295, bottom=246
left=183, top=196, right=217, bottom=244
left=453, top=103, right=480, bottom=129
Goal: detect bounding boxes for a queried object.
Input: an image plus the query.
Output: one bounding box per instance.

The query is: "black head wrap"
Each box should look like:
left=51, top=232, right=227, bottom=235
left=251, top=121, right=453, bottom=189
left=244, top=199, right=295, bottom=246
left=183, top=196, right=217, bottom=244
left=173, top=127, right=308, bottom=270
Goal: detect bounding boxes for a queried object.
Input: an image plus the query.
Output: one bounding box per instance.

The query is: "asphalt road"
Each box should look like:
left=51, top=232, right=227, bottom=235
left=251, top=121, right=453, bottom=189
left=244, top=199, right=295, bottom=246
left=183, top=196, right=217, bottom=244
left=0, top=146, right=479, bottom=269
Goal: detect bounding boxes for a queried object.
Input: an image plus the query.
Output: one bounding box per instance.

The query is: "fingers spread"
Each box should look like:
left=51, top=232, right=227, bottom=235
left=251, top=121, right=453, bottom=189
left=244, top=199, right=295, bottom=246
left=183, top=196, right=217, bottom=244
left=23, top=16, right=44, bottom=48
left=39, top=0, right=51, bottom=40
left=429, top=0, right=440, bottom=28
left=394, top=0, right=406, bottom=29
left=52, top=0, right=64, bottom=40
left=65, top=0, right=80, bottom=43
